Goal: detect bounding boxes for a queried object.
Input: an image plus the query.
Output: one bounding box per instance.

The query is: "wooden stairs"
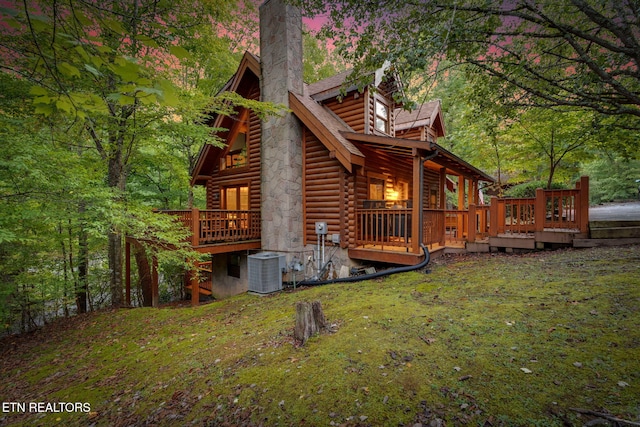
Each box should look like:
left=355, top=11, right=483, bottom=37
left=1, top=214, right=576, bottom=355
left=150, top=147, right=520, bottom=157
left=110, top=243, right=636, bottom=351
left=574, top=220, right=640, bottom=248
left=185, top=261, right=213, bottom=296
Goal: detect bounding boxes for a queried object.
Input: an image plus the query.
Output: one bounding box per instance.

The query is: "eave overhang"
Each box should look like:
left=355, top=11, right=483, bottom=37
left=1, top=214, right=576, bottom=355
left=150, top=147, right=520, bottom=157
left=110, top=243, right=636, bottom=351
left=289, top=91, right=365, bottom=172
left=340, top=131, right=435, bottom=158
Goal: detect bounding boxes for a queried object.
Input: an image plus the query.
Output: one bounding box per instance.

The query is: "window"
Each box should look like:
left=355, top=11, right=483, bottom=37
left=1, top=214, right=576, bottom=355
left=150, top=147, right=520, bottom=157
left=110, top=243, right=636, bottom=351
left=221, top=132, right=247, bottom=170
left=374, top=99, right=390, bottom=134
left=227, top=254, right=241, bottom=278
left=368, top=177, right=386, bottom=200
left=430, top=189, right=438, bottom=209
left=221, top=185, right=249, bottom=210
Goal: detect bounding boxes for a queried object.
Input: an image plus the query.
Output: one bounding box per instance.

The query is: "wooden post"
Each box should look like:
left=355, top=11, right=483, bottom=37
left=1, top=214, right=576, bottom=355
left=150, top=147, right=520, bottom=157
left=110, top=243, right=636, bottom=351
left=457, top=176, right=465, bottom=210
left=411, top=152, right=421, bottom=254
left=439, top=168, right=446, bottom=210
left=190, top=208, right=200, bottom=307
left=534, top=188, right=545, bottom=232
left=578, top=176, right=589, bottom=233
left=468, top=204, right=476, bottom=243
left=489, top=196, right=498, bottom=237
left=439, top=168, right=447, bottom=246
left=457, top=176, right=465, bottom=239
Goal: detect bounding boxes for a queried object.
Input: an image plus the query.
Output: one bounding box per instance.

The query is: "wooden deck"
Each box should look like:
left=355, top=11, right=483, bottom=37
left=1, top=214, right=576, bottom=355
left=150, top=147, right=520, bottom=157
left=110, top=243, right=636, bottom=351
left=163, top=208, right=261, bottom=254
left=159, top=177, right=590, bottom=268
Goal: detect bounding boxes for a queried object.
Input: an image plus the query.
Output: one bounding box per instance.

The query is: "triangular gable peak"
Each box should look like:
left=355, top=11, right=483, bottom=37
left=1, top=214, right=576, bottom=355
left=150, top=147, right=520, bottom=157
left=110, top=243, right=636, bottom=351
left=191, top=52, right=260, bottom=185
left=395, top=100, right=446, bottom=142
left=218, top=51, right=260, bottom=95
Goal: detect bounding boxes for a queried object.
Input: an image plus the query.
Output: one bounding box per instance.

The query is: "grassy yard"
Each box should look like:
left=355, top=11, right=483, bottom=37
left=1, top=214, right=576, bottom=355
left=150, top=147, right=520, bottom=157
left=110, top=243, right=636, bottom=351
left=1, top=245, right=639, bottom=426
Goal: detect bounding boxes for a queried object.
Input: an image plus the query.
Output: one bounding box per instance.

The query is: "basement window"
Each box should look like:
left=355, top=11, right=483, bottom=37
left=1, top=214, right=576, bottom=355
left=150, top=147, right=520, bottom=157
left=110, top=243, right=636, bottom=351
left=227, top=254, right=241, bottom=278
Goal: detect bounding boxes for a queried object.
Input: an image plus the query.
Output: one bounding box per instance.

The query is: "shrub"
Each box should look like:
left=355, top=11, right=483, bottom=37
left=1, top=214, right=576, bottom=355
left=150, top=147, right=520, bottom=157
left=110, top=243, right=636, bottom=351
left=505, top=180, right=565, bottom=198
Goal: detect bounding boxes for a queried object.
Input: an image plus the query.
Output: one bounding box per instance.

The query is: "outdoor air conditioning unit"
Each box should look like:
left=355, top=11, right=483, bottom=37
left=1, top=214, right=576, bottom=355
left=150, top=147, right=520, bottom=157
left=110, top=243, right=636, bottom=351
left=248, top=252, right=285, bottom=294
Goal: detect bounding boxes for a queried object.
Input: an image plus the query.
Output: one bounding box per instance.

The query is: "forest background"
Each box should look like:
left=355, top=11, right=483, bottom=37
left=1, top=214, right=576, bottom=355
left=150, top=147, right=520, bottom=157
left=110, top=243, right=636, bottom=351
left=0, top=0, right=639, bottom=335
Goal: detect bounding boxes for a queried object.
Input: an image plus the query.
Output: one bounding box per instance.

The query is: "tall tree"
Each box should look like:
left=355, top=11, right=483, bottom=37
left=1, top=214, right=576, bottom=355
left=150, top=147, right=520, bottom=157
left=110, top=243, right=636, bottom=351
left=0, top=0, right=240, bottom=307
left=509, top=109, right=594, bottom=188
left=302, top=0, right=640, bottom=138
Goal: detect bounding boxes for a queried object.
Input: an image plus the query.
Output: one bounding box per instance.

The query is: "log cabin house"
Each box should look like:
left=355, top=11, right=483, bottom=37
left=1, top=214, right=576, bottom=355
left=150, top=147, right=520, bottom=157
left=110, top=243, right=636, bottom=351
left=135, top=0, right=588, bottom=304
left=165, top=0, right=494, bottom=301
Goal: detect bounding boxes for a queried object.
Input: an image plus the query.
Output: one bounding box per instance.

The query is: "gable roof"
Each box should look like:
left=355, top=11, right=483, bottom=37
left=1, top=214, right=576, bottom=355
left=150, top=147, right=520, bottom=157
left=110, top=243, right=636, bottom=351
left=307, top=62, right=399, bottom=102
left=192, top=51, right=492, bottom=184
left=219, top=51, right=260, bottom=94
left=289, top=90, right=365, bottom=172
left=307, top=69, right=354, bottom=101
left=191, top=52, right=261, bottom=185
left=395, top=100, right=446, bottom=138
left=429, top=144, right=495, bottom=182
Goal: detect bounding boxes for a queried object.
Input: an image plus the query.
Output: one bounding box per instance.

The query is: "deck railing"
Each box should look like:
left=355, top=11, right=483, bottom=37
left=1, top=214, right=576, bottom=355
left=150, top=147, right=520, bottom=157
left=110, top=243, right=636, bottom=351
left=483, top=176, right=589, bottom=241
left=444, top=210, right=469, bottom=243
left=356, top=208, right=412, bottom=249
left=423, top=209, right=445, bottom=247
left=540, top=188, right=580, bottom=230
left=489, top=197, right=536, bottom=235
left=385, top=177, right=589, bottom=247
left=163, top=208, right=261, bottom=246
left=166, top=179, right=588, bottom=253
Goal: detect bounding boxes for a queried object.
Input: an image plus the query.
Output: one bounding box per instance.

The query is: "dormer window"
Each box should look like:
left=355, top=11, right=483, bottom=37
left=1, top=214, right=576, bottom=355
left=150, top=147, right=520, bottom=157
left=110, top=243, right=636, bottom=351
left=375, top=98, right=390, bottom=134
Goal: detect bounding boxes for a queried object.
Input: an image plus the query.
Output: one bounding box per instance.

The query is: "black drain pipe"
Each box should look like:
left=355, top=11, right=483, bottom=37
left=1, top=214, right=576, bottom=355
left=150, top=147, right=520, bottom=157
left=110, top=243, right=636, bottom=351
left=297, top=244, right=430, bottom=286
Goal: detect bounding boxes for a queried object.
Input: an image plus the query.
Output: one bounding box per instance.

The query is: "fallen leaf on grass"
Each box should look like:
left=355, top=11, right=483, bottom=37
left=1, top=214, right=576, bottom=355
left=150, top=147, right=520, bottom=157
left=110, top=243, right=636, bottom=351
left=520, top=368, right=532, bottom=374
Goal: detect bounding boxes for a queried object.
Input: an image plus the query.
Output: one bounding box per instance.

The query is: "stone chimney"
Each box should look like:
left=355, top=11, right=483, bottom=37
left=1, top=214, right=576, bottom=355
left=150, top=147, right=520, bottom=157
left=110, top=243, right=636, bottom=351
left=259, top=0, right=304, bottom=253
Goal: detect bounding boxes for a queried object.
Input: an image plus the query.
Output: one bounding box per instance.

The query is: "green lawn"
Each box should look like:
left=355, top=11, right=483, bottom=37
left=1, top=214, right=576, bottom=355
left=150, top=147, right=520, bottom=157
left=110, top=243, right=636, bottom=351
left=1, top=245, right=639, bottom=426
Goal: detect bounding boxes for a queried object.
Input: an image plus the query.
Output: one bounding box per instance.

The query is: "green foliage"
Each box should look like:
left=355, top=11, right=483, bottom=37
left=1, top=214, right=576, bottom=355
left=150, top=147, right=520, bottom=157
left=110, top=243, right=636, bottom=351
left=0, top=0, right=271, bottom=326
left=505, top=181, right=566, bottom=198
left=301, top=0, right=640, bottom=129
left=583, top=157, right=640, bottom=204
left=303, top=29, right=344, bottom=83
left=1, top=246, right=639, bottom=425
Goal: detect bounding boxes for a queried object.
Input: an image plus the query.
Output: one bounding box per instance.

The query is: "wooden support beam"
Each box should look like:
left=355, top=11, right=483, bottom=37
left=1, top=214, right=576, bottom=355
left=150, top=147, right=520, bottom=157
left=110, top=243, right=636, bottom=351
left=489, top=196, right=498, bottom=237
left=534, top=188, right=545, bottom=232
left=578, top=176, right=590, bottom=233
left=191, top=208, right=200, bottom=307
left=439, top=168, right=446, bottom=209
left=439, top=168, right=446, bottom=245
left=468, top=204, right=476, bottom=243
left=412, top=154, right=422, bottom=254
left=458, top=175, right=465, bottom=210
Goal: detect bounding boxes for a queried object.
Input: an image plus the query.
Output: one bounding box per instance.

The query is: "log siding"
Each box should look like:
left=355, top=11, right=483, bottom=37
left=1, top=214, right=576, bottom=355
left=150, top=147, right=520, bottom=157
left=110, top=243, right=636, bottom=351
left=303, top=128, right=344, bottom=244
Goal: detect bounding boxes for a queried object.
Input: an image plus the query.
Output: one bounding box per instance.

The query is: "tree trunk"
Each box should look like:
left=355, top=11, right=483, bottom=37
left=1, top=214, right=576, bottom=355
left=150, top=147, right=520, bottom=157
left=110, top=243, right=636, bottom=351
left=59, top=222, right=70, bottom=317
left=133, top=245, right=154, bottom=307
left=76, top=201, right=88, bottom=314
left=107, top=151, right=126, bottom=307
left=294, top=300, right=327, bottom=344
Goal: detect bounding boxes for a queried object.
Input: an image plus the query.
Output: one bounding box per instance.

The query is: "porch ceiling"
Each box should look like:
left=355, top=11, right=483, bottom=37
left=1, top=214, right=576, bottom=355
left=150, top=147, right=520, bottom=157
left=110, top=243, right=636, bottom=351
left=430, top=144, right=495, bottom=183
left=341, top=131, right=494, bottom=183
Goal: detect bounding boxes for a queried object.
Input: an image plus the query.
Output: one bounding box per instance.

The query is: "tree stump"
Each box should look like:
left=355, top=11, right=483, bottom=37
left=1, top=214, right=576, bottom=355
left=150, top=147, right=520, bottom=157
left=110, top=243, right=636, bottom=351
left=294, top=300, right=327, bottom=344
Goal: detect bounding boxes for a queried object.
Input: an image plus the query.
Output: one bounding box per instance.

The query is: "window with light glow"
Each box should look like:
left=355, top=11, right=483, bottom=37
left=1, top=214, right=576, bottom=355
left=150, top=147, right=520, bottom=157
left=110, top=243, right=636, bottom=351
left=221, top=132, right=247, bottom=170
